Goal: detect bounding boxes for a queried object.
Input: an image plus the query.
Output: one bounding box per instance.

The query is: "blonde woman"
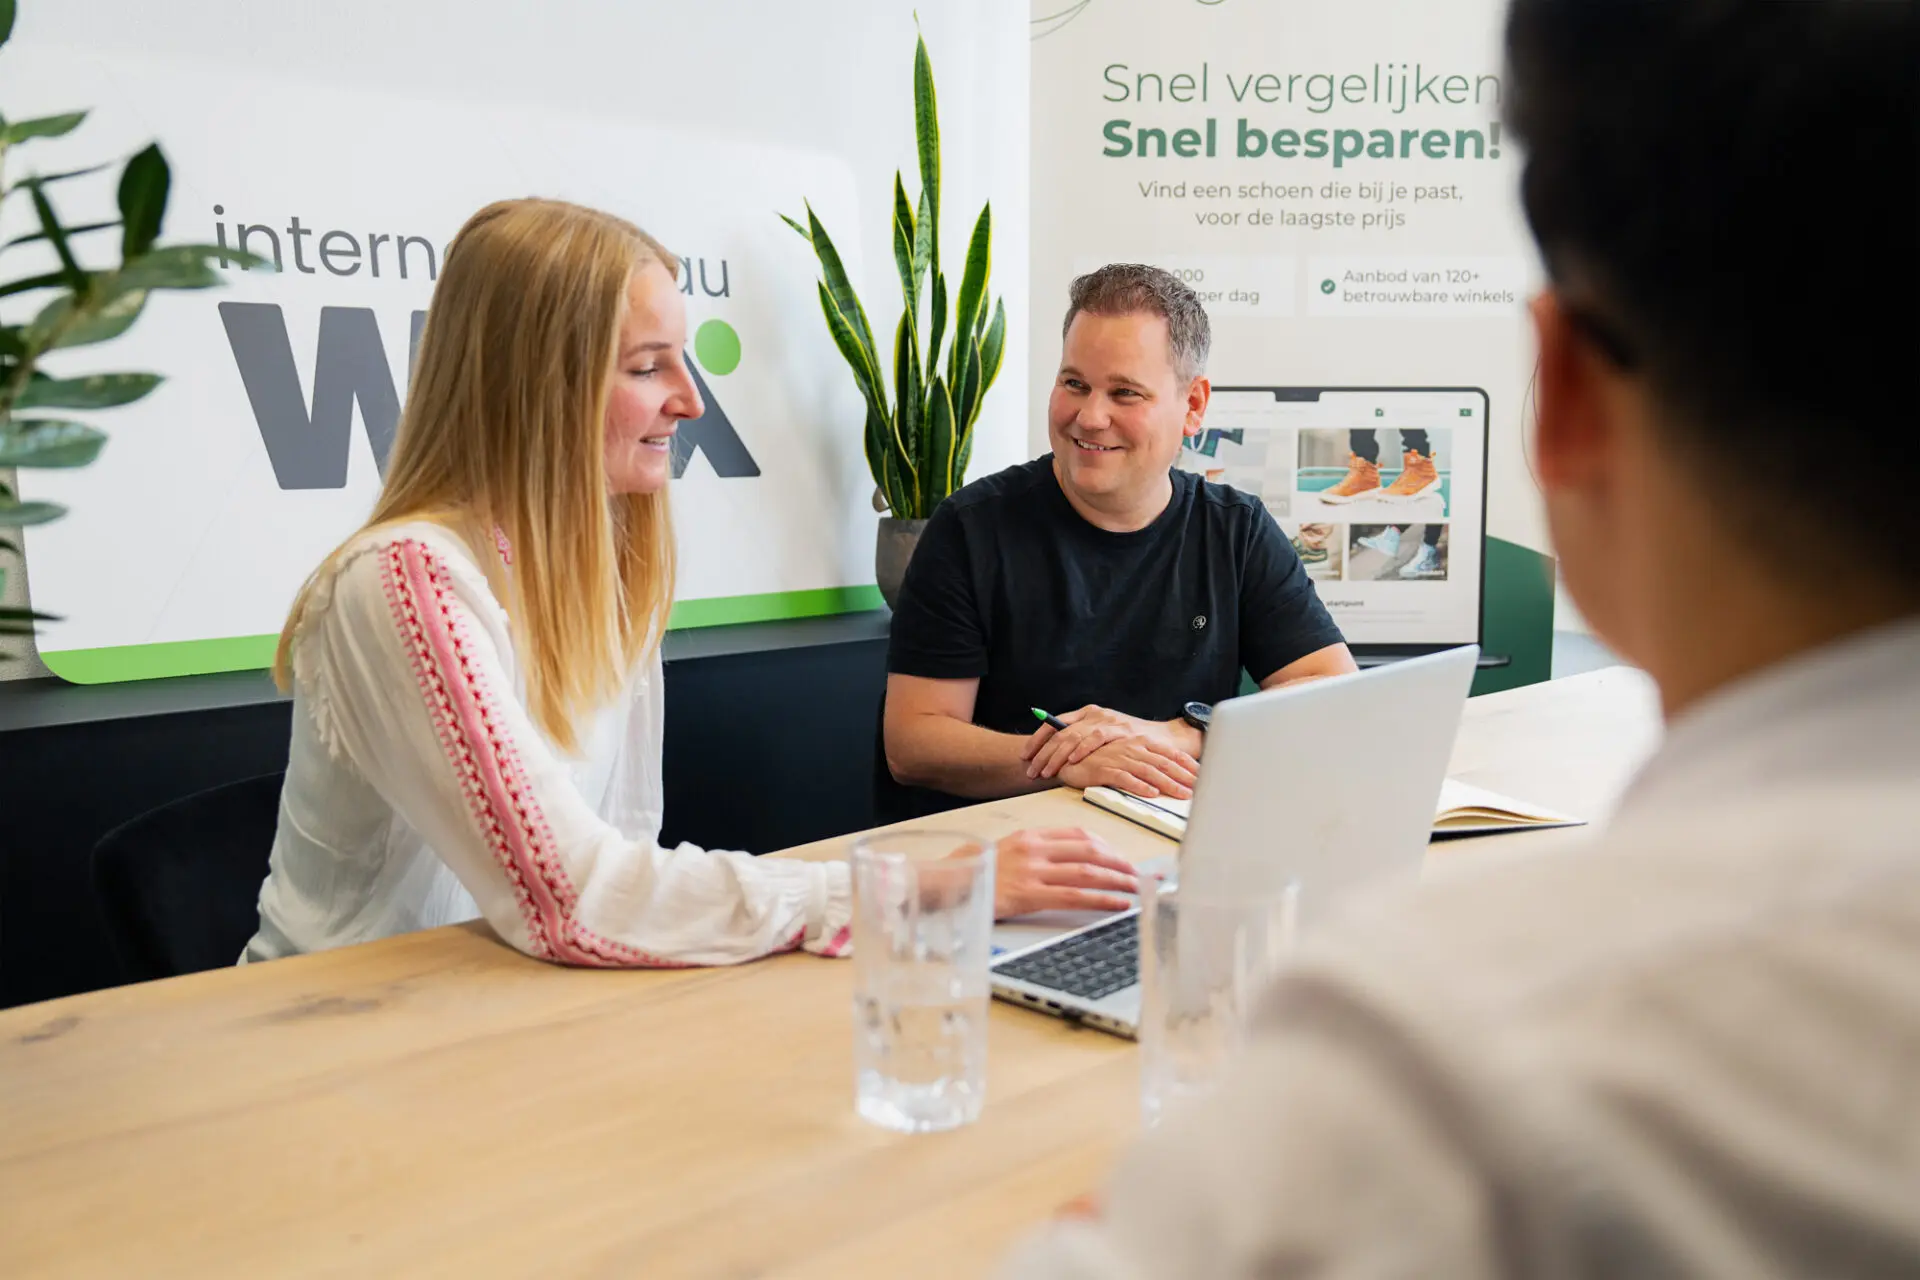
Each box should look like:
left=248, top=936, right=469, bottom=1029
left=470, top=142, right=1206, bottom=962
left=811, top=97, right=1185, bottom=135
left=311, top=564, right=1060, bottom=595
left=244, top=198, right=1138, bottom=968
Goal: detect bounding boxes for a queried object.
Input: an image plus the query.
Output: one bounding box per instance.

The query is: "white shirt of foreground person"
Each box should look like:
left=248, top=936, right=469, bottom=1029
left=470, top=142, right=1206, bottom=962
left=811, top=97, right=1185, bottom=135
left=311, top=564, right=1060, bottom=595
left=243, top=523, right=852, bottom=966
left=1004, top=615, right=1920, bottom=1279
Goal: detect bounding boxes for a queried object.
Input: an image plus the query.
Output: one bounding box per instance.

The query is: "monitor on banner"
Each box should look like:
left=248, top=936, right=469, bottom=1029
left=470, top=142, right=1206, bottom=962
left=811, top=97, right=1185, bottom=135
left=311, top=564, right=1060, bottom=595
left=1179, top=387, right=1488, bottom=653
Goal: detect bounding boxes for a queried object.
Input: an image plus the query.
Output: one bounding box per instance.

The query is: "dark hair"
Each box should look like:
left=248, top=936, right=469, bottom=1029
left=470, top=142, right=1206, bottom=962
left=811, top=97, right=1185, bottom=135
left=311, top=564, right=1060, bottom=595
left=1062, top=263, right=1211, bottom=380
left=1506, top=0, right=1917, bottom=587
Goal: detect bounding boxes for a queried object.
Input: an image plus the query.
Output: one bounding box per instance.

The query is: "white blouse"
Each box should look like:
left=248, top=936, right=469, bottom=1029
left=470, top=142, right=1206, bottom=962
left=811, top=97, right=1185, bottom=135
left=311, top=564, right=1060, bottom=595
left=243, top=522, right=853, bottom=967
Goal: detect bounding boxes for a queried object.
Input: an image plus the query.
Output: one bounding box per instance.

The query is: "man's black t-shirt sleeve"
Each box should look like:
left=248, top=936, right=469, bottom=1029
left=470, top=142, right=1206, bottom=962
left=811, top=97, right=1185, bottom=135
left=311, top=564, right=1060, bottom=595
left=1238, top=510, right=1348, bottom=683
left=887, top=502, right=989, bottom=680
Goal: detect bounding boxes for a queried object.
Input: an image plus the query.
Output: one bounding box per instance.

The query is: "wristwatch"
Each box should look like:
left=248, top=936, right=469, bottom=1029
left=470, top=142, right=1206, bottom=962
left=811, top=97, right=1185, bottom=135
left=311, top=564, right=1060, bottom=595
left=1181, top=701, right=1212, bottom=733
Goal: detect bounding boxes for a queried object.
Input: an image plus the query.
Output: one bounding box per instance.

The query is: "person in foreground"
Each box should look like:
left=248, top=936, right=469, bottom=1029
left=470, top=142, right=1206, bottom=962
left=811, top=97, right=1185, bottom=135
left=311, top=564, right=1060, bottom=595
left=1005, top=0, right=1920, bottom=1274
left=881, top=265, right=1354, bottom=820
left=243, top=199, right=1138, bottom=968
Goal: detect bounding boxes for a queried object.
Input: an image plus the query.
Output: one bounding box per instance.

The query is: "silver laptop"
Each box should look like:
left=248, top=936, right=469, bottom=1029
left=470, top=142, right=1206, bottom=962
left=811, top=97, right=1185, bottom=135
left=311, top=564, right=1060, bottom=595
left=989, top=644, right=1480, bottom=1037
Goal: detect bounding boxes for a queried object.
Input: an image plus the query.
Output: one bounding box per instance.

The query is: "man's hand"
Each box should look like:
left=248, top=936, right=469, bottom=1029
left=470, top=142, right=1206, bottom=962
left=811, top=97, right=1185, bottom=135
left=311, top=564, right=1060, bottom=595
left=1024, top=705, right=1201, bottom=782
left=1057, top=738, right=1197, bottom=801
left=992, top=828, right=1139, bottom=917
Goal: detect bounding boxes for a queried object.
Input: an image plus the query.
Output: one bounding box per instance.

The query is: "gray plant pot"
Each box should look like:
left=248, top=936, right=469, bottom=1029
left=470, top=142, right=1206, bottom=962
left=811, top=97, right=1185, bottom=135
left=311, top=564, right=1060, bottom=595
left=876, top=517, right=929, bottom=612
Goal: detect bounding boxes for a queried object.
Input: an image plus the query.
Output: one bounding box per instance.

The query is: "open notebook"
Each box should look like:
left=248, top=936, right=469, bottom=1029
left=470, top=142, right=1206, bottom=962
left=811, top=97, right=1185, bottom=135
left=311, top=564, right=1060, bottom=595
left=1083, top=777, right=1585, bottom=843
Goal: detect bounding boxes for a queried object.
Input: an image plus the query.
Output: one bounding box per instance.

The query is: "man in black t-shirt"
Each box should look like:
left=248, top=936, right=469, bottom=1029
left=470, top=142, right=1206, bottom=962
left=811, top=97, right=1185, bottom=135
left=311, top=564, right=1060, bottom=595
left=882, top=264, right=1356, bottom=820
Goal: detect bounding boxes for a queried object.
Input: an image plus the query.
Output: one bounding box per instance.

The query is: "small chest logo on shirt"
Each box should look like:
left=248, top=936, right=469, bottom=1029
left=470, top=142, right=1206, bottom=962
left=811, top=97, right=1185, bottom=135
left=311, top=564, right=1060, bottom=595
left=1191, top=615, right=1208, bottom=630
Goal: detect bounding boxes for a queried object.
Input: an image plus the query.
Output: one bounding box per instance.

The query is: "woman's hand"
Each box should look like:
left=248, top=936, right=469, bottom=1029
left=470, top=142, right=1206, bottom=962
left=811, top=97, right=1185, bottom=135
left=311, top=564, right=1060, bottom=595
left=991, top=828, right=1139, bottom=918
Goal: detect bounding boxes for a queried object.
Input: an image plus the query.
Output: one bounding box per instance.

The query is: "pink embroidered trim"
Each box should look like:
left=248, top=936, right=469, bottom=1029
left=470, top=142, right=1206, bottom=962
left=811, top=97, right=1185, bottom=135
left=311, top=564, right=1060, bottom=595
left=815, top=924, right=852, bottom=958
left=380, top=539, right=693, bottom=969
left=380, top=543, right=552, bottom=960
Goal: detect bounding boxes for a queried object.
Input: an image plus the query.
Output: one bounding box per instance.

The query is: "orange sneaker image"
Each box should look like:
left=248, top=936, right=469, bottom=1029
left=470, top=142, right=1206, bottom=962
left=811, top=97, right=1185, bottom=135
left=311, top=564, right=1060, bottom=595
left=1382, top=448, right=1440, bottom=501
left=1320, top=453, right=1381, bottom=504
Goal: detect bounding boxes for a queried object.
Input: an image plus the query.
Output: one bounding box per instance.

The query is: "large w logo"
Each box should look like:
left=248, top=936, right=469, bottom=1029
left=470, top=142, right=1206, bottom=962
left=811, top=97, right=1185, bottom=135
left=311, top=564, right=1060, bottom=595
left=219, top=302, right=760, bottom=488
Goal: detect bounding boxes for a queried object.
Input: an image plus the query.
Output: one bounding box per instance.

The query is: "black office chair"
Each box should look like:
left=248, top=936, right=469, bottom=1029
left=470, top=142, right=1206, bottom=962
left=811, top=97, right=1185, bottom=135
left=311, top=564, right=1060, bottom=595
left=91, top=771, right=285, bottom=982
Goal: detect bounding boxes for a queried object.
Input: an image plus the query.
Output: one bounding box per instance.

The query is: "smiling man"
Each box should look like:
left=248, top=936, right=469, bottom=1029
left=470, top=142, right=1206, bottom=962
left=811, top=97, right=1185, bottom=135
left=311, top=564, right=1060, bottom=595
left=879, top=264, right=1355, bottom=819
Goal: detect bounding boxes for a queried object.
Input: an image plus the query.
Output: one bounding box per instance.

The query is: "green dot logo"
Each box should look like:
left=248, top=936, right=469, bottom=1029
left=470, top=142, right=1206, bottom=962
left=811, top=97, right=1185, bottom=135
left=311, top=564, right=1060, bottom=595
left=694, top=319, right=741, bottom=376
left=1319, top=278, right=1337, bottom=295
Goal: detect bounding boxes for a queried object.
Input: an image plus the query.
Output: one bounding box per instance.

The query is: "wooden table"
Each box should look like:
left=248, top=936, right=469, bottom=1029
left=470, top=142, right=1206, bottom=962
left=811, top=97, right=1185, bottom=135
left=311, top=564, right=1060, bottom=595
left=0, top=668, right=1661, bottom=1278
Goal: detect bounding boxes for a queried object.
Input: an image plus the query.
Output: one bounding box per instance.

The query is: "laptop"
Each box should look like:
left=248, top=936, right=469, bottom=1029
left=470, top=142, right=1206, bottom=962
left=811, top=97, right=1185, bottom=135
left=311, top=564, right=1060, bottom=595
left=988, top=644, right=1480, bottom=1038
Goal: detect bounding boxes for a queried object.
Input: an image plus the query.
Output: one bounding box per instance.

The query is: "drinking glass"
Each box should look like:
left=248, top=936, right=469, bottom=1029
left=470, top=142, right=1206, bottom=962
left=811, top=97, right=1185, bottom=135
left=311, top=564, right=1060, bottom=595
left=850, top=831, right=995, bottom=1133
left=1138, top=876, right=1300, bottom=1127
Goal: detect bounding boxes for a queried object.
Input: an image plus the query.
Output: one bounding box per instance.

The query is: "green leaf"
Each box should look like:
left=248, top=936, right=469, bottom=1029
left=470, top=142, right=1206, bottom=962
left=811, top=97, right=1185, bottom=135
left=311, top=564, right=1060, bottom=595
left=875, top=408, right=915, bottom=517
left=777, top=211, right=812, bottom=244
left=117, top=143, right=170, bottom=259
left=28, top=287, right=148, bottom=350
left=25, top=181, right=86, bottom=291
left=912, top=185, right=934, bottom=295
left=0, top=0, right=15, bottom=47
left=0, top=499, right=66, bottom=526
left=913, top=34, right=941, bottom=276
left=949, top=203, right=993, bottom=387
left=803, top=205, right=879, bottom=376
left=0, top=325, right=22, bottom=358
left=0, top=419, right=108, bottom=468
left=958, top=334, right=984, bottom=438
left=893, top=309, right=923, bottom=473
left=16, top=371, right=162, bottom=410
left=956, top=418, right=976, bottom=486
left=0, top=270, right=70, bottom=300
left=814, top=281, right=887, bottom=425
left=21, top=162, right=109, bottom=186
left=0, top=603, right=62, bottom=636
left=953, top=342, right=983, bottom=496
left=0, top=536, right=19, bottom=555
left=881, top=437, right=915, bottom=519
left=921, top=375, right=957, bottom=512
left=863, top=401, right=890, bottom=511
left=924, top=271, right=947, bottom=402
left=873, top=432, right=894, bottom=513
left=891, top=173, right=917, bottom=319
left=4, top=111, right=89, bottom=145
left=119, top=242, right=270, bottom=290
left=978, top=297, right=1007, bottom=397
left=113, top=246, right=220, bottom=291
left=3, top=219, right=118, bottom=252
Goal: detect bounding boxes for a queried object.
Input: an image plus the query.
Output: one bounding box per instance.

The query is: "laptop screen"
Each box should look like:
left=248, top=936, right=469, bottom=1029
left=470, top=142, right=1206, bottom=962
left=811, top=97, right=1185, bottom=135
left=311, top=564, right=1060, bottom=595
left=1179, top=387, right=1488, bottom=648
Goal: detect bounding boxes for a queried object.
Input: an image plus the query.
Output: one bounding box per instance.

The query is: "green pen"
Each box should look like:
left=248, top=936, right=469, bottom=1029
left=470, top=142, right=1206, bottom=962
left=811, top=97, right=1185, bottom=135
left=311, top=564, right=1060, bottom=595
left=1030, top=706, right=1070, bottom=733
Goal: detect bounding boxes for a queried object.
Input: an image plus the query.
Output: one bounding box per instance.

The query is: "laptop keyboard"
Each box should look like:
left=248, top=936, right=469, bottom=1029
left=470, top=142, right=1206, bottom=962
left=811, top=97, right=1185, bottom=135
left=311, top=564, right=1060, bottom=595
left=993, top=914, right=1139, bottom=1001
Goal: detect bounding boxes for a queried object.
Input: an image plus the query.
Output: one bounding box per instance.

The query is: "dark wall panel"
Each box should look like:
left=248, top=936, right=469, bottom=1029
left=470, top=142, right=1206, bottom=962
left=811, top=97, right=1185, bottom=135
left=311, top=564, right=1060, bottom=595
left=0, top=636, right=889, bottom=1010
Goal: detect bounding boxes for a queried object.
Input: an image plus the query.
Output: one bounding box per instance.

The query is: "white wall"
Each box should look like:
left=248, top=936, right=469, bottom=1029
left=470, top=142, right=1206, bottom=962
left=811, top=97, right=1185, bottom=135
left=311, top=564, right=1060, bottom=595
left=12, top=0, right=1028, bottom=460
left=0, top=0, right=1029, bottom=676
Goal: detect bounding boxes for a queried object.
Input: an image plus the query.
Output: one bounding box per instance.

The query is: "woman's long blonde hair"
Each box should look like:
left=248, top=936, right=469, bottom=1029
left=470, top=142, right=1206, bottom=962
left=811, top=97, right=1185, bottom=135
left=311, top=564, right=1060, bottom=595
left=274, top=198, right=678, bottom=753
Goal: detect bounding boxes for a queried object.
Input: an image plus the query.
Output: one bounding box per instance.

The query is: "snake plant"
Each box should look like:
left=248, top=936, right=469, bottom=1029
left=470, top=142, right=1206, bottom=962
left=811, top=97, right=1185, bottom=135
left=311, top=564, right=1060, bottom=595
left=782, top=33, right=1006, bottom=520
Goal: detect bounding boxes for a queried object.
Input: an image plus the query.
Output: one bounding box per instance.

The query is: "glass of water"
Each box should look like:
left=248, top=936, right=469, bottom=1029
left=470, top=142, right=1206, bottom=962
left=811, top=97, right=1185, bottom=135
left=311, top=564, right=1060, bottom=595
left=850, top=831, right=995, bottom=1133
left=1138, top=877, right=1300, bottom=1128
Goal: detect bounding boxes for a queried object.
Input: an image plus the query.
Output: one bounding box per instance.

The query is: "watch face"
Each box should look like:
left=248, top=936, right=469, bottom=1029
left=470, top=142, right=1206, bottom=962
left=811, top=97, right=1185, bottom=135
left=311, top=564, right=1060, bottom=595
left=1185, top=701, right=1212, bottom=728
